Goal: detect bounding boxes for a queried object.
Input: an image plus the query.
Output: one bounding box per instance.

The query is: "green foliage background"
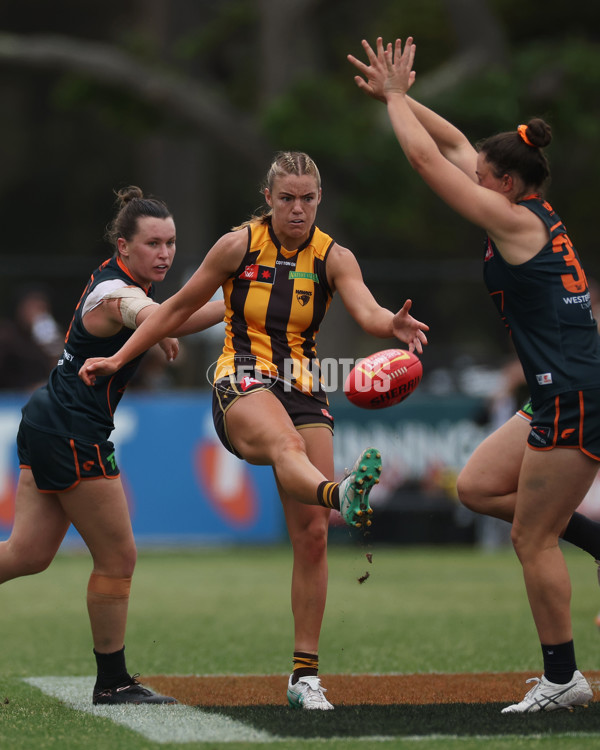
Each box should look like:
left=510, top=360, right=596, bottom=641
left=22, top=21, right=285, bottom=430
left=1, top=0, right=599, bottom=369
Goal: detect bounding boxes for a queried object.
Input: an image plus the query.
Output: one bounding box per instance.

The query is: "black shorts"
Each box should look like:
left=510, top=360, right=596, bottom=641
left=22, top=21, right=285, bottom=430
left=212, top=373, right=334, bottom=457
left=17, top=420, right=120, bottom=492
left=526, top=389, right=600, bottom=460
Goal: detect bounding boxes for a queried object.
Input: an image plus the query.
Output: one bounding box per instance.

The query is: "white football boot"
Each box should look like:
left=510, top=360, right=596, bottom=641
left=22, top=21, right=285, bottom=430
left=501, top=670, right=592, bottom=713
left=287, top=675, right=334, bottom=710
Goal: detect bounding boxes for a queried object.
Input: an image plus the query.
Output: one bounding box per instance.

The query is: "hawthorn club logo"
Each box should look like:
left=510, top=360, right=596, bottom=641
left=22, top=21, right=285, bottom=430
left=295, top=289, right=312, bottom=306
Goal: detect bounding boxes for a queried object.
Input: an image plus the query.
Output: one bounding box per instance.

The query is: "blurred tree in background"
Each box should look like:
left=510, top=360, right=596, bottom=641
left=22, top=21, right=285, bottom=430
left=1, top=0, right=599, bottom=388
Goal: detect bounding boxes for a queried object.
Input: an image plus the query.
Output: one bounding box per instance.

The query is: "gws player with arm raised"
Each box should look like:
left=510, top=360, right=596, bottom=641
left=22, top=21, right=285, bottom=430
left=349, top=36, right=600, bottom=713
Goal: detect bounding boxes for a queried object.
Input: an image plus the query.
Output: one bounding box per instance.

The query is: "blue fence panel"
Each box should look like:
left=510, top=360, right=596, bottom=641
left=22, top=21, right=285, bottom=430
left=0, top=390, right=492, bottom=547
left=0, top=392, right=283, bottom=546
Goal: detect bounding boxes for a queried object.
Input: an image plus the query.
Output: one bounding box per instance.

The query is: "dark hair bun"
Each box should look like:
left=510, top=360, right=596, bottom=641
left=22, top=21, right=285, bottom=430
left=524, top=119, right=552, bottom=149
left=115, top=185, right=144, bottom=206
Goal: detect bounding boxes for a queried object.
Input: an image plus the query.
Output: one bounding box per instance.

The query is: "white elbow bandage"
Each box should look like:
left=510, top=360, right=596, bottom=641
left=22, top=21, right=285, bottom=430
left=103, top=287, right=157, bottom=329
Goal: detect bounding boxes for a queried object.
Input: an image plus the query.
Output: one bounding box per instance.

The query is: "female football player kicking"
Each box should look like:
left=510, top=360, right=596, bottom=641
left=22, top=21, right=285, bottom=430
left=80, top=151, right=429, bottom=710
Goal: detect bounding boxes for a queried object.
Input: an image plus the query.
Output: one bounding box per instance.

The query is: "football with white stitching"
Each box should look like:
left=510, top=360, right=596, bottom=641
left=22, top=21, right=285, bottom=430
left=344, top=349, right=423, bottom=409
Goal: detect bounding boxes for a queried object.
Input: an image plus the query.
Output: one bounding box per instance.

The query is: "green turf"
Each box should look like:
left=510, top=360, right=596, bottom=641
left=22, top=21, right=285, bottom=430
left=1, top=542, right=600, bottom=748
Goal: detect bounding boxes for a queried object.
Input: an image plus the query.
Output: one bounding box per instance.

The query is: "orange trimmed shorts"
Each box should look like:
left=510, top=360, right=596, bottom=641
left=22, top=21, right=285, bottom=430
left=525, top=389, right=600, bottom=461
left=17, top=420, right=120, bottom=492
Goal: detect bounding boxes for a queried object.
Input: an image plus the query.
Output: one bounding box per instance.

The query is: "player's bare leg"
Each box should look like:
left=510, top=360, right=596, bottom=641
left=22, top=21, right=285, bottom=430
left=0, top=469, right=69, bottom=582
left=281, top=426, right=334, bottom=710
left=60, top=478, right=176, bottom=705
left=60, top=478, right=136, bottom=653
left=457, top=414, right=528, bottom=522
left=458, top=414, right=600, bottom=628
left=502, top=447, right=597, bottom=713
left=226, top=390, right=330, bottom=505
left=512, top=447, right=597, bottom=644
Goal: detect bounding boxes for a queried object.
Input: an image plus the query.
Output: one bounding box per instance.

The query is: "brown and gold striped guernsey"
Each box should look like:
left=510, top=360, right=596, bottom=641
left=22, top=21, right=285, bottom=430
left=215, top=220, right=334, bottom=402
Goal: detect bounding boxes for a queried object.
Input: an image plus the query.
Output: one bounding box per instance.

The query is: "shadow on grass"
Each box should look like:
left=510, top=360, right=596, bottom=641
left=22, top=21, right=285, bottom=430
left=201, top=703, right=600, bottom=738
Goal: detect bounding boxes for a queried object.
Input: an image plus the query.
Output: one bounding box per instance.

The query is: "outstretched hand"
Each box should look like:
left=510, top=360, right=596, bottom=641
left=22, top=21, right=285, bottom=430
left=348, top=37, right=416, bottom=102
left=391, top=299, right=429, bottom=354
left=79, top=357, right=119, bottom=386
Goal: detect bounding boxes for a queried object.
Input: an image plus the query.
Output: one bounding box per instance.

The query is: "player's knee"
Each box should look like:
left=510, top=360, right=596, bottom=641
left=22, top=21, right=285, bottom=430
left=22, top=552, right=55, bottom=576
left=0, top=540, right=55, bottom=577
left=123, top=546, right=137, bottom=577
left=290, top=517, right=328, bottom=564
left=236, top=427, right=305, bottom=465
left=113, top=548, right=137, bottom=579
left=280, top=430, right=307, bottom=455
left=92, top=545, right=137, bottom=581
left=509, top=522, right=526, bottom=560
left=269, top=430, right=307, bottom=467
left=509, top=522, right=543, bottom=563
left=456, top=470, right=481, bottom=512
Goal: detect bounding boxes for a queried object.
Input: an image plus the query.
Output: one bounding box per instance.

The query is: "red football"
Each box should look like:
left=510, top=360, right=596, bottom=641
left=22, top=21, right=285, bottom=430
left=344, top=348, right=423, bottom=409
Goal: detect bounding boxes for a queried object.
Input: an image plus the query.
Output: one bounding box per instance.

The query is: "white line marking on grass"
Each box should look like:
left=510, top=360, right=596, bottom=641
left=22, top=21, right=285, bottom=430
left=24, top=677, right=275, bottom=744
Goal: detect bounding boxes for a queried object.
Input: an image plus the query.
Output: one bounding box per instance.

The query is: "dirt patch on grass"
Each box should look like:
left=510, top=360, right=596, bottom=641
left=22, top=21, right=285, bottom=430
left=146, top=671, right=600, bottom=706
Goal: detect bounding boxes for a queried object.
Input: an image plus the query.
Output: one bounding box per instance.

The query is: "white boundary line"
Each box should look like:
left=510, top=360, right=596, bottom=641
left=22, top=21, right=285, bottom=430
left=22, top=676, right=600, bottom=744
left=24, top=677, right=275, bottom=744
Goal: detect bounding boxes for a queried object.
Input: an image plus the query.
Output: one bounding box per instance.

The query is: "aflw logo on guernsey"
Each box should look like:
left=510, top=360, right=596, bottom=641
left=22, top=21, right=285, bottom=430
left=239, top=265, right=276, bottom=283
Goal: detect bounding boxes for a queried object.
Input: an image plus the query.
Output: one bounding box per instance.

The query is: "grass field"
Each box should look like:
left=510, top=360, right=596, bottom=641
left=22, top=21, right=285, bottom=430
left=1, top=540, right=600, bottom=748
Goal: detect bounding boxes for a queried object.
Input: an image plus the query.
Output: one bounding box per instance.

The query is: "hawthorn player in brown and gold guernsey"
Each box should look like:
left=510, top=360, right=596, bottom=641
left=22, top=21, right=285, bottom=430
left=217, top=221, right=333, bottom=402
left=80, top=151, right=429, bottom=709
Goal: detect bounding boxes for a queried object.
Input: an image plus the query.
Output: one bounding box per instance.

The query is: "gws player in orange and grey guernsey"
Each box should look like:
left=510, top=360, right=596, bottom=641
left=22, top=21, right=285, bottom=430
left=349, top=37, right=600, bottom=713
left=79, top=151, right=430, bottom=710
left=1, top=186, right=224, bottom=705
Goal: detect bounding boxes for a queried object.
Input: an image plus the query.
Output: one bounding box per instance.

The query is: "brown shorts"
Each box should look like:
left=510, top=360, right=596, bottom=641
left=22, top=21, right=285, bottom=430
left=212, top=373, right=334, bottom=457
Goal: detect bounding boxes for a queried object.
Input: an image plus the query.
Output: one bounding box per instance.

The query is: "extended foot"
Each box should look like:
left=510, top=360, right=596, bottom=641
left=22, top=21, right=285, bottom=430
left=501, top=671, right=592, bottom=713
left=338, top=448, right=382, bottom=527
left=93, top=675, right=178, bottom=705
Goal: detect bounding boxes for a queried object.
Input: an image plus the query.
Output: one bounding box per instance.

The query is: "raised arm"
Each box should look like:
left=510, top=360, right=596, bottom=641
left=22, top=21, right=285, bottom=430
left=327, top=243, right=429, bottom=354
left=348, top=37, right=477, bottom=179
left=350, top=36, right=529, bottom=242
left=79, top=232, right=242, bottom=384
left=405, top=96, right=477, bottom=179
